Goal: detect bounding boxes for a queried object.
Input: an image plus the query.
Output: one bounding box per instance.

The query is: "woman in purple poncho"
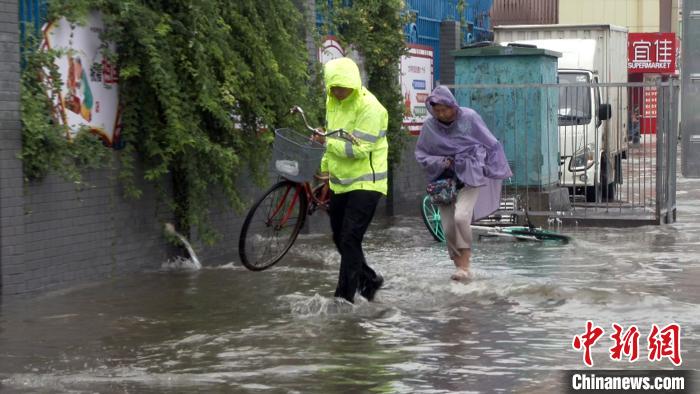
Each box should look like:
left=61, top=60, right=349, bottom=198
left=415, top=86, right=512, bottom=281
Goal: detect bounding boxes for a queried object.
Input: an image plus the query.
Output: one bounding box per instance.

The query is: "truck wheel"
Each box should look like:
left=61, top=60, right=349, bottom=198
left=601, top=181, right=617, bottom=201
left=601, top=154, right=619, bottom=202
left=586, top=155, right=622, bottom=202
left=586, top=155, right=617, bottom=202
left=584, top=182, right=616, bottom=202
left=585, top=185, right=599, bottom=203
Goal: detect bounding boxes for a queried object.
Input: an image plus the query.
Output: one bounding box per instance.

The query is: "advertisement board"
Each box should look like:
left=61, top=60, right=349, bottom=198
left=42, top=10, right=122, bottom=147
left=318, top=36, right=345, bottom=64
left=641, top=73, right=660, bottom=134
left=400, top=44, right=434, bottom=135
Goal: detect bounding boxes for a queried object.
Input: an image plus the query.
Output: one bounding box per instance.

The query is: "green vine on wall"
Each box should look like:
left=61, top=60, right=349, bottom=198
left=21, top=0, right=409, bottom=243
left=20, top=34, right=111, bottom=183
left=34, top=0, right=319, bottom=243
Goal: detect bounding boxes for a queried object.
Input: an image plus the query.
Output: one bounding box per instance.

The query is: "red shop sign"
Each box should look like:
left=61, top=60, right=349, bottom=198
left=628, top=33, right=678, bottom=74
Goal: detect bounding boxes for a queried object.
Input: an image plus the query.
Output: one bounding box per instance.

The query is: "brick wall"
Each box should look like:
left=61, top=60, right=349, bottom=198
left=197, top=180, right=260, bottom=264
left=20, top=165, right=173, bottom=294
left=0, top=0, right=25, bottom=295
left=0, top=0, right=429, bottom=296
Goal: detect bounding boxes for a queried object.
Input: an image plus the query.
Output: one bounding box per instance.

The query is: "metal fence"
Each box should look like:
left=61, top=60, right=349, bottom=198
left=19, top=0, right=47, bottom=44
left=454, top=80, right=680, bottom=226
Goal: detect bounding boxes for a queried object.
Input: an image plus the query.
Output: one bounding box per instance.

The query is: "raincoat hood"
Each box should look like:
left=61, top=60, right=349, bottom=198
left=324, top=57, right=362, bottom=96
left=426, top=85, right=460, bottom=118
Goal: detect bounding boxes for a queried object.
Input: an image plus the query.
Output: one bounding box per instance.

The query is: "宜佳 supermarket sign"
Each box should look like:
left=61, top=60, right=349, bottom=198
left=628, top=32, right=678, bottom=75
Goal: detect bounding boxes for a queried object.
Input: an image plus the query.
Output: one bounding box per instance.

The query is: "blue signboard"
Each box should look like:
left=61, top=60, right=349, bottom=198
left=412, top=80, right=427, bottom=90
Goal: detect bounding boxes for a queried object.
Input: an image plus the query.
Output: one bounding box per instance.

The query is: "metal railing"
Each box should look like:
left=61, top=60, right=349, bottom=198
left=19, top=0, right=47, bottom=45
left=453, top=80, right=679, bottom=226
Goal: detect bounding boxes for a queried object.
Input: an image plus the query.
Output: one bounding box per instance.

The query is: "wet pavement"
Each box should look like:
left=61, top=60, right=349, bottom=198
left=1, top=176, right=699, bottom=393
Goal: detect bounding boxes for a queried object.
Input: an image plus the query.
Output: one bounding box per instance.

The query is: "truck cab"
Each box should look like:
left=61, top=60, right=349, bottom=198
left=558, top=69, right=616, bottom=201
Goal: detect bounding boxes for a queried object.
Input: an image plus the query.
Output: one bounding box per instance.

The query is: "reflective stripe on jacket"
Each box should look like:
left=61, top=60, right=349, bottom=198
left=320, top=58, right=389, bottom=195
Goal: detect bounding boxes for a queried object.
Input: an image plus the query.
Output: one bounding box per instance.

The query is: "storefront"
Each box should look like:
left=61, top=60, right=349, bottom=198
left=627, top=32, right=679, bottom=135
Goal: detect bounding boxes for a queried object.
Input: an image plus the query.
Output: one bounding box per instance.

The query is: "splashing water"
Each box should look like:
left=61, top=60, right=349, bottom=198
left=164, top=223, right=201, bottom=270
left=285, top=293, right=357, bottom=317
left=161, top=256, right=201, bottom=271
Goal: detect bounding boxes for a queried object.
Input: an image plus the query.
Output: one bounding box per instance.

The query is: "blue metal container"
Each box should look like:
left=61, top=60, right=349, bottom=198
left=453, top=46, right=560, bottom=188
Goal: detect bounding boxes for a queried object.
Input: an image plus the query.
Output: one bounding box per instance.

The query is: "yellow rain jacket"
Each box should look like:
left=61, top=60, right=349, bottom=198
left=321, top=58, right=389, bottom=195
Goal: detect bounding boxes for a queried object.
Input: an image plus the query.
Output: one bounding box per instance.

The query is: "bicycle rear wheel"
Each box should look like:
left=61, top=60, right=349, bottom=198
left=421, top=195, right=445, bottom=242
left=239, top=180, right=308, bottom=271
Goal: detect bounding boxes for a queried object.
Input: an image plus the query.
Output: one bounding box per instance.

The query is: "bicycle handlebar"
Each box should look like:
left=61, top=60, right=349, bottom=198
left=289, top=105, right=315, bottom=133
left=289, top=106, right=356, bottom=143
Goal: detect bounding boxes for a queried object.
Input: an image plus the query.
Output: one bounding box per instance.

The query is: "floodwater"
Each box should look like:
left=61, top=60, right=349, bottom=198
left=1, top=177, right=699, bottom=393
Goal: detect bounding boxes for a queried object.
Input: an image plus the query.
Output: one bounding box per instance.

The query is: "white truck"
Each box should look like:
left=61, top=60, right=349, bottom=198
left=494, top=24, right=629, bottom=202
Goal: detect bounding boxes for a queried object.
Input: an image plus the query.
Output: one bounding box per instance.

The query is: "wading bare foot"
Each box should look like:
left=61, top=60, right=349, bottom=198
left=450, top=269, right=470, bottom=281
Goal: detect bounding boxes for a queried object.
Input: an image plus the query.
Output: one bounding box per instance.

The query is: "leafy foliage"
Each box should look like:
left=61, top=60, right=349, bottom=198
left=23, top=0, right=408, bottom=243
left=20, top=34, right=111, bottom=183
left=42, top=0, right=318, bottom=242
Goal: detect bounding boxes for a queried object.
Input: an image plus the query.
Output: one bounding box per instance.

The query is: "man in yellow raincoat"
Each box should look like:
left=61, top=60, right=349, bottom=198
left=315, top=57, right=389, bottom=303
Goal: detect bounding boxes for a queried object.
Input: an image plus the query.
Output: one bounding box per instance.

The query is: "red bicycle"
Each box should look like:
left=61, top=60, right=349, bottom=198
left=238, top=107, right=354, bottom=271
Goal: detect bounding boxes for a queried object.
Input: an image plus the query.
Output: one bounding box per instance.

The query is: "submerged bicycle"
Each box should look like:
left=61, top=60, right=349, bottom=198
left=420, top=195, right=571, bottom=244
left=238, top=106, right=356, bottom=271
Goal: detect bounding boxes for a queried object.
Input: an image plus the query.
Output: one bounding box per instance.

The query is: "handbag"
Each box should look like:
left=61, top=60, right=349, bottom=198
left=426, top=178, right=458, bottom=205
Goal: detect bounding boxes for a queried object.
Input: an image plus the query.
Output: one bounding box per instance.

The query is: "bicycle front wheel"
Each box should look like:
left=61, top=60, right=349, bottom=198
left=421, top=195, right=445, bottom=242
left=239, top=180, right=308, bottom=271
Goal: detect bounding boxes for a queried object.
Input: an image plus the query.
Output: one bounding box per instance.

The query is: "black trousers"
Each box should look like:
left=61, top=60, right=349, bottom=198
left=329, top=189, right=382, bottom=302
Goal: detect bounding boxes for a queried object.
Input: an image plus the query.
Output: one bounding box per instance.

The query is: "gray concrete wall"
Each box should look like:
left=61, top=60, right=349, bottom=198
left=385, top=136, right=425, bottom=217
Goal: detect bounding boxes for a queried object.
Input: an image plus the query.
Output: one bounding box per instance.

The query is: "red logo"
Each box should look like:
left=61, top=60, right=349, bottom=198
left=628, top=32, right=678, bottom=74
left=648, top=323, right=682, bottom=366
left=572, top=320, right=605, bottom=367
left=573, top=322, right=682, bottom=367
left=609, top=324, right=640, bottom=362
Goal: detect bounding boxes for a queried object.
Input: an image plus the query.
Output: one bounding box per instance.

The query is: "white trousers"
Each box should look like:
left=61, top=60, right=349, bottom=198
left=438, top=187, right=480, bottom=259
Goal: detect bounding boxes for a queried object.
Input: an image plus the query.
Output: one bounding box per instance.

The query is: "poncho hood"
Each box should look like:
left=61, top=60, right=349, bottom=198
left=426, top=85, right=460, bottom=118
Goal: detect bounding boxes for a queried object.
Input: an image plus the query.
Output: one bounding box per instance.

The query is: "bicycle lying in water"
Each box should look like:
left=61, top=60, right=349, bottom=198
left=238, top=106, right=356, bottom=271
left=421, top=194, right=571, bottom=243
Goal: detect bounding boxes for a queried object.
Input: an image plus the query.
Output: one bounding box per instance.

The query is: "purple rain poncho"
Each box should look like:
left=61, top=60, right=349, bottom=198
left=415, top=86, right=513, bottom=221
